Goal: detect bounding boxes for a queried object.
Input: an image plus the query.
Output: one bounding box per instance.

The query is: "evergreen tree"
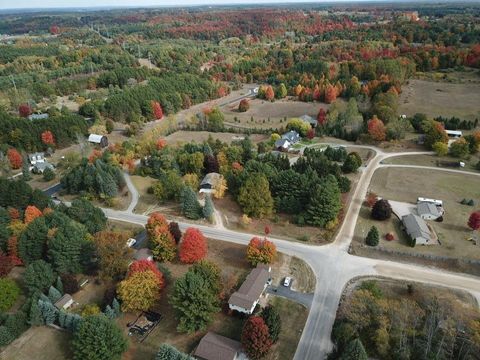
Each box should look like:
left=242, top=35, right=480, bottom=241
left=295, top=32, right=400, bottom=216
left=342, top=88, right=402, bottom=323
left=339, top=338, right=368, bottom=360
left=237, top=174, right=274, bottom=218
left=38, top=299, right=58, bottom=325
left=56, top=276, right=64, bottom=294
left=18, top=216, right=49, bottom=264
left=261, top=305, right=282, bottom=343
left=305, top=175, right=341, bottom=227
left=366, top=226, right=380, bottom=246
left=112, top=298, right=121, bottom=316
left=202, top=195, right=214, bottom=222
left=66, top=199, right=107, bottom=234
left=48, top=221, right=88, bottom=274
left=48, top=286, right=62, bottom=303
left=104, top=305, right=116, bottom=320
left=24, top=260, right=55, bottom=295
left=28, top=299, right=44, bottom=326
left=0, top=326, right=14, bottom=346
left=181, top=186, right=202, bottom=220
left=156, top=343, right=194, bottom=360
left=22, top=156, right=31, bottom=181
left=58, top=311, right=67, bottom=328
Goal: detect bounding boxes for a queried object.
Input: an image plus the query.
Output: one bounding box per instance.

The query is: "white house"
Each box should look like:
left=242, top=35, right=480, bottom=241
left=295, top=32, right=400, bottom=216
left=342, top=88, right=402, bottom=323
left=228, top=264, right=271, bottom=314
left=28, top=152, right=45, bottom=165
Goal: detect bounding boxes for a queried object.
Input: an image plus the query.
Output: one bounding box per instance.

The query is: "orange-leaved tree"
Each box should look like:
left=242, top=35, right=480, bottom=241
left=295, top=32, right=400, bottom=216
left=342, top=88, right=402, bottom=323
left=7, top=149, right=22, bottom=169
left=179, top=227, right=207, bottom=264
left=241, top=316, right=273, bottom=360
left=24, top=206, right=42, bottom=224
left=151, top=101, right=163, bottom=120
left=246, top=237, right=276, bottom=266
left=367, top=116, right=387, bottom=141
left=41, top=131, right=55, bottom=146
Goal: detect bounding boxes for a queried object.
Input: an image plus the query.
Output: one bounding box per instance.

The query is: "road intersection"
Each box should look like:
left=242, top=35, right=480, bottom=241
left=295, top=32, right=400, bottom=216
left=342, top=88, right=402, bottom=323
left=73, top=144, right=480, bottom=359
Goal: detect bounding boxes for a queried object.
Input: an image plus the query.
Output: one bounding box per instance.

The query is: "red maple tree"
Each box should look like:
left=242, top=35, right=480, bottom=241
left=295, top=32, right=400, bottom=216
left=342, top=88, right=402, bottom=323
left=246, top=237, right=277, bottom=266
left=324, top=84, right=337, bottom=104
left=241, top=316, right=272, bottom=359
left=468, top=211, right=480, bottom=231
left=265, top=86, right=275, bottom=101
left=179, top=227, right=207, bottom=264
left=128, top=259, right=165, bottom=287
left=8, top=208, right=20, bottom=220
left=7, top=149, right=22, bottom=169
left=306, top=128, right=315, bottom=140
left=18, top=103, right=32, bottom=118
left=24, top=205, right=42, bottom=224
left=50, top=25, right=60, bottom=34
left=367, top=116, right=387, bottom=141
left=156, top=138, right=167, bottom=150
left=317, top=108, right=327, bottom=125
left=151, top=101, right=163, bottom=120
left=41, top=131, right=55, bottom=146
left=7, top=236, right=22, bottom=266
left=0, top=252, right=13, bottom=277
left=146, top=212, right=169, bottom=238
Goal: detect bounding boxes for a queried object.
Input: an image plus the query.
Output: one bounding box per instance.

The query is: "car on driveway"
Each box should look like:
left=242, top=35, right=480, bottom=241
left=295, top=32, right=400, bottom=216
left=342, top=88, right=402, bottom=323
left=126, top=238, right=137, bottom=247
left=283, top=277, right=292, bottom=287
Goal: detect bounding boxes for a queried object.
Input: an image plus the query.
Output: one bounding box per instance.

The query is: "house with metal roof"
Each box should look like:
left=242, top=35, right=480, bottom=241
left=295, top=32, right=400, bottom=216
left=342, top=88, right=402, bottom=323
left=28, top=113, right=49, bottom=121
left=28, top=152, right=45, bottom=165
left=228, top=264, right=271, bottom=314
left=193, top=332, right=246, bottom=360
left=282, top=130, right=300, bottom=144
left=401, top=213, right=433, bottom=245
left=54, top=294, right=74, bottom=310
left=417, top=202, right=442, bottom=220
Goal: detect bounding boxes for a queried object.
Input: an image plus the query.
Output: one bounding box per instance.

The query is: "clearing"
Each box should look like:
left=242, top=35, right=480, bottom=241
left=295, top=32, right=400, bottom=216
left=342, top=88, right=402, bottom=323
left=384, top=153, right=480, bottom=173
left=165, top=130, right=267, bottom=145
left=353, top=167, right=480, bottom=273
left=399, top=79, right=480, bottom=121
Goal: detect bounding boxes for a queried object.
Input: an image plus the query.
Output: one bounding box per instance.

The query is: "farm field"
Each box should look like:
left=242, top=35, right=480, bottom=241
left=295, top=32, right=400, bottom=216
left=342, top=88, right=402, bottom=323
left=353, top=167, right=480, bottom=262
left=383, top=153, right=480, bottom=173
left=399, top=79, right=480, bottom=121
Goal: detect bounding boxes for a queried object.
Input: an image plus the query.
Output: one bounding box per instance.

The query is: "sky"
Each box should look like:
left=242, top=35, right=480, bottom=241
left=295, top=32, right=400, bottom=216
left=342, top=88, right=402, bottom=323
left=0, top=0, right=389, bottom=10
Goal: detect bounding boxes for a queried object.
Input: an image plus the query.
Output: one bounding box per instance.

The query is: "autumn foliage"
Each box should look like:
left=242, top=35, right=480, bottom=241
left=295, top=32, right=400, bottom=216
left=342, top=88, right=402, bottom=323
left=117, top=268, right=164, bottom=312
left=179, top=227, right=207, bottom=264
left=367, top=116, right=387, bottom=141
left=317, top=108, right=327, bottom=125
left=156, top=138, right=167, bottom=150
left=246, top=237, right=276, bottom=266
left=146, top=212, right=169, bottom=237
left=7, top=236, right=22, bottom=266
left=365, top=192, right=378, bottom=208
left=24, top=206, right=43, bottom=224
left=306, top=128, right=315, bottom=140
left=41, top=131, right=55, bottom=146
left=7, top=148, right=22, bottom=169
left=18, top=104, right=32, bottom=117
left=324, top=84, right=337, bottom=104
left=238, top=99, right=250, bottom=112
left=241, top=316, right=273, bottom=360
left=128, top=259, right=165, bottom=287
left=151, top=101, right=164, bottom=120
left=265, top=86, right=275, bottom=101
left=0, top=252, right=13, bottom=277
left=468, top=211, right=480, bottom=231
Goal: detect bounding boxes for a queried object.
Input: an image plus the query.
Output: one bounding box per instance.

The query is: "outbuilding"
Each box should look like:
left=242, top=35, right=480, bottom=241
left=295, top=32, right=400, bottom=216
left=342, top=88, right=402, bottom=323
left=88, top=134, right=108, bottom=148
left=194, top=332, right=245, bottom=360
left=54, top=294, right=74, bottom=310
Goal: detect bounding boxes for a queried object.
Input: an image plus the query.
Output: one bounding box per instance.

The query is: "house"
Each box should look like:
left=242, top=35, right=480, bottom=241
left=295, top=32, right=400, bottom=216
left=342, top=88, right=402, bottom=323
left=282, top=130, right=300, bottom=144
left=417, top=201, right=442, bottom=220
left=133, top=248, right=153, bottom=262
left=29, top=152, right=45, bottom=165
left=193, top=332, right=245, bottom=360
left=300, top=114, right=317, bottom=128
left=88, top=134, right=108, bottom=148
left=28, top=113, right=49, bottom=121
left=200, top=172, right=221, bottom=193
left=228, top=264, right=271, bottom=314
left=275, top=138, right=291, bottom=150
left=54, top=294, right=74, bottom=310
left=401, top=214, right=433, bottom=245
left=445, top=130, right=462, bottom=139
left=33, top=161, right=54, bottom=174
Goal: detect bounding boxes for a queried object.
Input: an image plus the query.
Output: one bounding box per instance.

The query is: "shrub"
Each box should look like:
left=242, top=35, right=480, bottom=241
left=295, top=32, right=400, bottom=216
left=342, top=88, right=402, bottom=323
left=365, top=226, right=379, bottom=246
left=371, top=199, right=392, bottom=220
left=385, top=232, right=395, bottom=241
left=43, top=167, right=55, bottom=181
left=238, top=99, right=250, bottom=112
left=0, top=278, right=20, bottom=312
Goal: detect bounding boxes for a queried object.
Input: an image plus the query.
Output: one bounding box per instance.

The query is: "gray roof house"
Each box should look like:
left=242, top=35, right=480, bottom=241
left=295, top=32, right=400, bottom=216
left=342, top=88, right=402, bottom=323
left=402, top=214, right=432, bottom=245
left=33, top=161, right=54, bottom=174
left=228, top=264, right=271, bottom=314
left=282, top=130, right=300, bottom=144
left=300, top=114, right=317, bottom=127
left=417, top=202, right=442, bottom=220
left=54, top=294, right=74, bottom=310
left=193, top=332, right=245, bottom=360
left=275, top=138, right=291, bottom=150
left=28, top=113, right=49, bottom=121
left=29, top=152, right=45, bottom=165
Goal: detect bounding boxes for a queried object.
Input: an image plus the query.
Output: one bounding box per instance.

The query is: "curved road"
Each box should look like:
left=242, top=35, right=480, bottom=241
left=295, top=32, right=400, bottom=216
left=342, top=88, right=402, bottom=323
left=101, top=145, right=480, bottom=359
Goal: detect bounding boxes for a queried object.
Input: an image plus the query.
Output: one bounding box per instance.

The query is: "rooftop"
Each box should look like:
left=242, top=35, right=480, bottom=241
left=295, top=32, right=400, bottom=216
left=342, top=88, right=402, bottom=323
left=228, top=264, right=270, bottom=310
left=194, top=332, right=242, bottom=360
left=402, top=213, right=431, bottom=240
left=417, top=202, right=441, bottom=217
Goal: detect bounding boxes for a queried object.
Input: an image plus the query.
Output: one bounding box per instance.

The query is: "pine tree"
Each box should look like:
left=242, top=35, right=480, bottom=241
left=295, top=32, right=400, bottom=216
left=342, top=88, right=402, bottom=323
left=202, top=195, right=214, bottom=222
left=261, top=305, right=282, bottom=343
left=22, top=156, right=31, bottom=181
left=58, top=311, right=67, bottom=328
left=181, top=186, right=202, bottom=220
left=28, top=299, right=44, bottom=326
left=63, top=313, right=73, bottom=331
left=70, top=314, right=83, bottom=332
left=366, top=226, right=379, bottom=246
left=112, top=298, right=121, bottom=316
left=38, top=299, right=58, bottom=325
left=56, top=277, right=64, bottom=294
left=104, top=305, right=116, bottom=319
left=305, top=175, right=341, bottom=227
left=340, top=338, right=368, bottom=360
left=48, top=286, right=62, bottom=303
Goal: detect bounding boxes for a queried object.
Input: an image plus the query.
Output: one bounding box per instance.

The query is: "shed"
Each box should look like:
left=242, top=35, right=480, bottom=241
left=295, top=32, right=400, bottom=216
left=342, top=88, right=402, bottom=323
left=88, top=134, right=108, bottom=148
left=417, top=202, right=442, bottom=220
left=200, top=172, right=221, bottom=191
left=194, top=332, right=244, bottom=360
left=402, top=214, right=432, bottom=245
left=54, top=294, right=74, bottom=310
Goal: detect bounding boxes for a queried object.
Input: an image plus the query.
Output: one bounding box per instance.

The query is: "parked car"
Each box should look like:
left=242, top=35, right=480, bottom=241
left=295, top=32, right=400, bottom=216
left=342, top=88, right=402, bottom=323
left=126, top=238, right=137, bottom=247
left=283, top=277, right=292, bottom=287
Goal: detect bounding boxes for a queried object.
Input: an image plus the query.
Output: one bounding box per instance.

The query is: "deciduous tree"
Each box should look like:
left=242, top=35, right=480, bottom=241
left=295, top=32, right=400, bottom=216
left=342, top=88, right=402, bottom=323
left=94, top=231, right=132, bottom=281
left=238, top=175, right=274, bottom=218
left=468, top=211, right=480, bottom=231
left=0, top=278, right=19, bottom=312
left=371, top=199, right=392, bottom=220
left=0, top=252, right=13, bottom=277
left=24, top=205, right=42, bottom=224
left=117, top=270, right=163, bottom=312
left=7, top=149, right=22, bottom=169
left=246, top=237, right=277, bottom=266
left=179, top=228, right=207, bottom=264
left=367, top=116, right=386, bottom=141
left=41, top=131, right=55, bottom=146
left=241, top=316, right=272, bottom=360
left=151, top=101, right=164, bottom=120
left=168, top=222, right=182, bottom=244
left=238, top=99, right=250, bottom=112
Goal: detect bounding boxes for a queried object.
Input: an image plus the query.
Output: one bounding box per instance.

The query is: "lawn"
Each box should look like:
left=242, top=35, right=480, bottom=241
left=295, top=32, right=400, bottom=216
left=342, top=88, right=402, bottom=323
left=353, top=167, right=480, bottom=264
left=384, top=153, right=480, bottom=173
left=399, top=78, right=480, bottom=121
left=165, top=130, right=267, bottom=145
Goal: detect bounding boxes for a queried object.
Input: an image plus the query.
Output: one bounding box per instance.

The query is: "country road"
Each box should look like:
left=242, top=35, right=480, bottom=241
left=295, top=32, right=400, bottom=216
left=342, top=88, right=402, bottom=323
left=49, top=144, right=480, bottom=359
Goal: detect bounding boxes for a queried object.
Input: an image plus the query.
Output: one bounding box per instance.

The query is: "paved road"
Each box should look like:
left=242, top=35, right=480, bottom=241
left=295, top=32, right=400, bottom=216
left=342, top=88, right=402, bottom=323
left=123, top=171, right=139, bottom=213
left=267, top=286, right=313, bottom=309
left=51, top=144, right=480, bottom=359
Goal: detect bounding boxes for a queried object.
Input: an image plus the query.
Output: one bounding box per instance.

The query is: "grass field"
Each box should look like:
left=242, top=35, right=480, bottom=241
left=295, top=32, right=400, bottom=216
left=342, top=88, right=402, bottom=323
left=354, top=167, right=480, bottom=260
left=165, top=130, right=267, bottom=145
left=399, top=79, right=480, bottom=121
left=384, top=153, right=480, bottom=173
left=222, top=97, right=336, bottom=130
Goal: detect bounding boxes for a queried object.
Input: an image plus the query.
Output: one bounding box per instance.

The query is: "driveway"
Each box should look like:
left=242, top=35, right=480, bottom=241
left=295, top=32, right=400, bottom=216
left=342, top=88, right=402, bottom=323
left=389, top=200, right=416, bottom=218
left=267, top=286, right=313, bottom=309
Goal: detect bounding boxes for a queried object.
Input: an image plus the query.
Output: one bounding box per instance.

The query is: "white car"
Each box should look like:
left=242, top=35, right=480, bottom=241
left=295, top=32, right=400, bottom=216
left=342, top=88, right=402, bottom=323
left=283, top=277, right=292, bottom=287
left=126, top=238, right=137, bottom=248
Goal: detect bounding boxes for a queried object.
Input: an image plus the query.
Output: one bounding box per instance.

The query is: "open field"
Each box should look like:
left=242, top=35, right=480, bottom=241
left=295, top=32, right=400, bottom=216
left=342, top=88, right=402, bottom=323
left=165, top=130, right=267, bottom=145
left=222, top=97, right=335, bottom=130
left=384, top=153, right=480, bottom=173
left=354, top=167, right=480, bottom=263
left=399, top=79, right=480, bottom=121
left=0, top=327, right=72, bottom=360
